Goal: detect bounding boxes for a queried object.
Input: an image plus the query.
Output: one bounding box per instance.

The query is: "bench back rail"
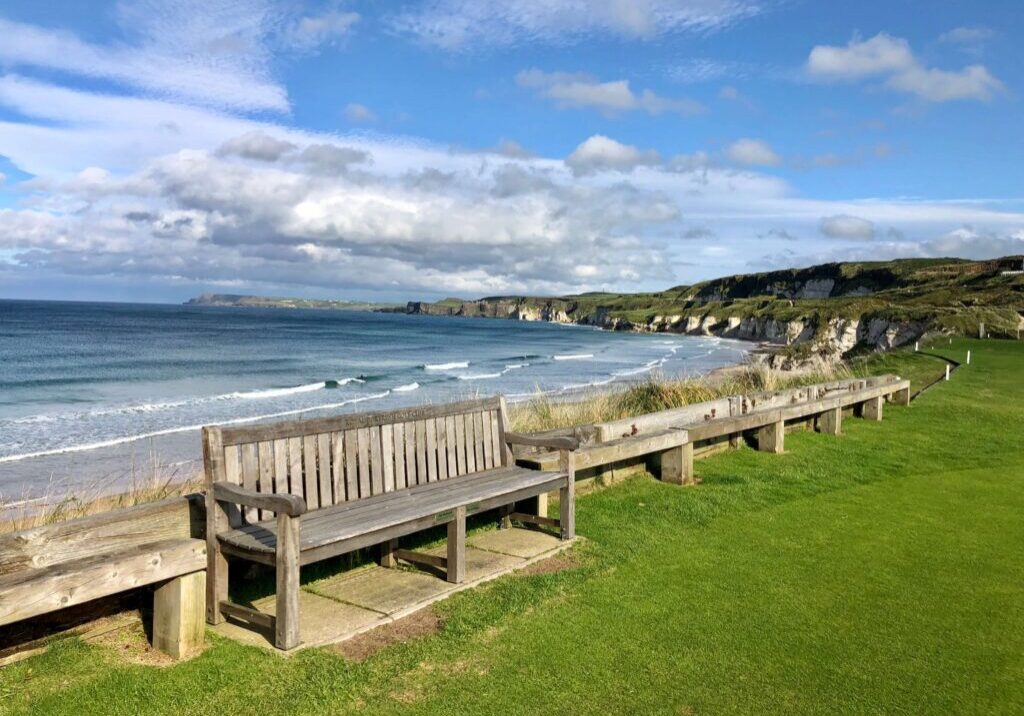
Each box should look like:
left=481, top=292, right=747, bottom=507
left=207, top=396, right=513, bottom=526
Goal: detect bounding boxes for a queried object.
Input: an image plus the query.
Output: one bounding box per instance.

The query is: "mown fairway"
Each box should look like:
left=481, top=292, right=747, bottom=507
left=3, top=338, right=1022, bottom=715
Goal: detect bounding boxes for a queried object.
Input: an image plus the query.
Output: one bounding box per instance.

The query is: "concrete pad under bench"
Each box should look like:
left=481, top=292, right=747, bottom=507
left=211, top=527, right=575, bottom=654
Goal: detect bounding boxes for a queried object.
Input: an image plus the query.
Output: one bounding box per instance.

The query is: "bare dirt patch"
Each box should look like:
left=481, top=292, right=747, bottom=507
left=519, top=552, right=579, bottom=577
left=93, top=621, right=179, bottom=667
left=333, top=607, right=440, bottom=662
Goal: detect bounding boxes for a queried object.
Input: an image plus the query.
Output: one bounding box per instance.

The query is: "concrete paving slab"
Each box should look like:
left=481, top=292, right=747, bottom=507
left=470, top=527, right=563, bottom=558
left=310, top=566, right=449, bottom=616
left=211, top=528, right=576, bottom=655
left=212, top=590, right=381, bottom=650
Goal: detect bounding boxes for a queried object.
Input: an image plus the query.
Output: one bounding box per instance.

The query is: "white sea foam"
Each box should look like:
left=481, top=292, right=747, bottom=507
left=553, top=353, right=594, bottom=361
left=231, top=382, right=326, bottom=399
left=0, top=391, right=393, bottom=465
left=423, top=362, right=469, bottom=370
left=504, top=362, right=529, bottom=370
left=457, top=372, right=502, bottom=381
left=393, top=382, right=420, bottom=392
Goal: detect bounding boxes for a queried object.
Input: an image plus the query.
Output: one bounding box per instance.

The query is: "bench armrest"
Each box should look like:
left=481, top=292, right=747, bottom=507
left=504, top=432, right=580, bottom=451
left=212, top=482, right=306, bottom=517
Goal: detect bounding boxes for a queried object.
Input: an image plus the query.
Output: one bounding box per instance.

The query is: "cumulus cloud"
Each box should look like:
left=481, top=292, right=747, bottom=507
left=516, top=69, right=703, bottom=117
left=806, top=32, right=1004, bottom=103
left=565, top=135, right=661, bottom=176
left=217, top=131, right=297, bottom=161
left=389, top=0, right=765, bottom=49
left=820, top=214, right=876, bottom=241
left=343, top=102, right=378, bottom=123
left=724, top=138, right=781, bottom=167
left=0, top=2, right=289, bottom=112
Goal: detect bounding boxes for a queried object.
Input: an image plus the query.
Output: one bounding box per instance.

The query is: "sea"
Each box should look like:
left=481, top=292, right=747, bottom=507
left=0, top=300, right=748, bottom=507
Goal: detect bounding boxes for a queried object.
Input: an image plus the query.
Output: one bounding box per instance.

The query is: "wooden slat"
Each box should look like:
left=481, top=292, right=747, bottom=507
left=465, top=413, right=477, bottom=473
left=257, top=441, right=274, bottom=521
left=393, top=423, right=407, bottom=489
left=481, top=411, right=494, bottom=469
left=331, top=432, right=345, bottom=502
left=356, top=427, right=371, bottom=498
left=241, top=443, right=260, bottom=524
left=302, top=435, right=320, bottom=510
left=436, top=418, right=449, bottom=481
left=0, top=538, right=206, bottom=628
left=369, top=426, right=384, bottom=496
left=287, top=437, right=303, bottom=502
left=273, top=439, right=288, bottom=496
left=444, top=416, right=457, bottom=479
left=220, top=395, right=502, bottom=446
left=473, top=411, right=485, bottom=473
left=344, top=429, right=358, bottom=501
left=317, top=433, right=332, bottom=505
left=414, top=420, right=427, bottom=485
left=425, top=418, right=438, bottom=482
left=497, top=396, right=514, bottom=467
left=489, top=410, right=501, bottom=468
left=381, top=425, right=395, bottom=492
left=403, top=421, right=417, bottom=486
left=454, top=413, right=467, bottom=476
left=0, top=497, right=197, bottom=577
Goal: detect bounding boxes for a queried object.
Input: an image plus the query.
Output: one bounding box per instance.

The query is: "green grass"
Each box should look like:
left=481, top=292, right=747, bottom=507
left=3, top=339, right=1023, bottom=715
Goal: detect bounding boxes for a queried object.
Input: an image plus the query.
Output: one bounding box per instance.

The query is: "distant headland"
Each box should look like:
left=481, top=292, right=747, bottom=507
left=184, top=293, right=401, bottom=312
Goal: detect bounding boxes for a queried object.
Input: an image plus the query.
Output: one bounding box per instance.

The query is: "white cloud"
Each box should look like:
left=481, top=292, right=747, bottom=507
left=390, top=0, right=765, bottom=50
left=565, top=135, right=661, bottom=176
left=807, top=33, right=914, bottom=80
left=516, top=69, right=703, bottom=116
left=217, top=131, right=297, bottom=161
left=0, top=2, right=288, bottom=112
left=724, top=138, right=781, bottom=167
left=343, top=103, right=378, bottom=123
left=938, top=27, right=994, bottom=46
left=284, top=8, right=360, bottom=50
left=2, top=77, right=1024, bottom=296
left=820, top=214, right=876, bottom=241
left=806, top=32, right=1003, bottom=103
left=885, top=64, right=1003, bottom=103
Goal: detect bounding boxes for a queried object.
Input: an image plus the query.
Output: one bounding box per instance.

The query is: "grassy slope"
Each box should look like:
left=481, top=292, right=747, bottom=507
left=3, top=339, right=1023, bottom=715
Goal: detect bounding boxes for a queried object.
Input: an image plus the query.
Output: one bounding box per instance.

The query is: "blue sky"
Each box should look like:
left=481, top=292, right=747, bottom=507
left=0, top=0, right=1021, bottom=303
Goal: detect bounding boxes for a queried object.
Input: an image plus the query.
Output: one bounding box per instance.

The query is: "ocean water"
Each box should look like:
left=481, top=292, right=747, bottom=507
left=0, top=300, right=748, bottom=503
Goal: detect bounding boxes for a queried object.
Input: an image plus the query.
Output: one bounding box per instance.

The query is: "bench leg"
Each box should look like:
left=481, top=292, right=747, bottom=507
left=660, top=442, right=695, bottom=486
left=275, top=513, right=301, bottom=651
left=893, top=386, right=911, bottom=406
left=756, top=419, right=785, bottom=454
left=863, top=396, right=884, bottom=421
left=380, top=539, right=399, bottom=568
left=559, top=449, right=576, bottom=540
left=818, top=407, right=842, bottom=435
left=447, top=505, right=466, bottom=584
left=153, top=571, right=206, bottom=659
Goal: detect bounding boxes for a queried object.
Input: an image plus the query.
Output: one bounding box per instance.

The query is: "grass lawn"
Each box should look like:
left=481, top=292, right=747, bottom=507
left=3, top=338, right=1022, bottom=715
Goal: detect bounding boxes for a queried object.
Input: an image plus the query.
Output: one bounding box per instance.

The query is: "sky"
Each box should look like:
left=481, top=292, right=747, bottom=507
left=0, top=0, right=1021, bottom=304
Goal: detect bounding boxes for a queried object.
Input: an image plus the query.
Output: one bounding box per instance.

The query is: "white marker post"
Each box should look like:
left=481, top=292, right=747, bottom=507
left=945, top=364, right=951, bottom=381
left=915, top=341, right=919, bottom=352
left=967, top=350, right=971, bottom=365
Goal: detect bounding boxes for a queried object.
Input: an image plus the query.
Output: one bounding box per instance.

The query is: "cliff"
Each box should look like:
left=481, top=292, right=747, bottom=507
left=407, top=257, right=1024, bottom=368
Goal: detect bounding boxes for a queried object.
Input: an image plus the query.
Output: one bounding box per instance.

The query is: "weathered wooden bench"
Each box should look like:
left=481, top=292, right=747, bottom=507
left=203, top=395, right=577, bottom=650
left=0, top=496, right=207, bottom=659
left=518, top=375, right=911, bottom=486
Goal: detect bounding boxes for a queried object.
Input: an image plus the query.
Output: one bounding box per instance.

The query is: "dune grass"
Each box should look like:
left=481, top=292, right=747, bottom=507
left=2, top=338, right=1021, bottom=714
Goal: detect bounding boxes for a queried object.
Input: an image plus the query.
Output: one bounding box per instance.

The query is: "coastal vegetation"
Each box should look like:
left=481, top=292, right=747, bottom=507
left=5, top=338, right=1021, bottom=714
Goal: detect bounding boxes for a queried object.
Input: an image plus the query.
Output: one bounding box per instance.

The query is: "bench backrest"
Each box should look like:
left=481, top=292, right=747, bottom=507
left=0, top=496, right=201, bottom=578
left=204, top=395, right=513, bottom=526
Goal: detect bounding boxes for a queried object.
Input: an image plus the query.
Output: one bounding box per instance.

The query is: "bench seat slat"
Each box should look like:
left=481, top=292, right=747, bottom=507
left=0, top=538, right=205, bottom=627
left=218, top=467, right=565, bottom=555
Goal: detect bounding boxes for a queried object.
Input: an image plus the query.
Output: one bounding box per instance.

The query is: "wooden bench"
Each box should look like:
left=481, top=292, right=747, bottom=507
left=203, top=395, right=578, bottom=650
left=518, top=375, right=911, bottom=485
left=0, top=496, right=207, bottom=659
